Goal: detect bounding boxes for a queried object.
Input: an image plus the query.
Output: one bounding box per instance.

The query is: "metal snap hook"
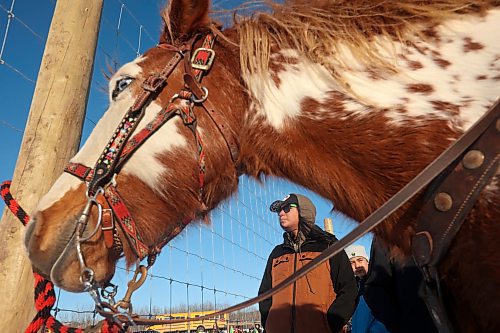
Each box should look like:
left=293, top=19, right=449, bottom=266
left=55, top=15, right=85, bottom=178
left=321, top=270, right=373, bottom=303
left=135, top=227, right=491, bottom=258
left=87, top=287, right=104, bottom=310
left=80, top=267, right=95, bottom=288
left=112, top=264, right=148, bottom=315
left=101, top=282, right=119, bottom=306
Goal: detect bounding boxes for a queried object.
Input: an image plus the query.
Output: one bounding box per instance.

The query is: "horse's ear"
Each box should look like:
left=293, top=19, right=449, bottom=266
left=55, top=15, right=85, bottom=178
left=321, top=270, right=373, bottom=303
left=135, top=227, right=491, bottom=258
left=160, top=0, right=211, bottom=44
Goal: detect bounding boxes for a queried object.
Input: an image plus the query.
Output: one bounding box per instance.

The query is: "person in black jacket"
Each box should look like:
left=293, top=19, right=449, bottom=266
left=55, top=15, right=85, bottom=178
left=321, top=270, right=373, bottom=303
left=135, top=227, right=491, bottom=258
left=363, top=237, right=438, bottom=333
left=258, top=193, right=357, bottom=333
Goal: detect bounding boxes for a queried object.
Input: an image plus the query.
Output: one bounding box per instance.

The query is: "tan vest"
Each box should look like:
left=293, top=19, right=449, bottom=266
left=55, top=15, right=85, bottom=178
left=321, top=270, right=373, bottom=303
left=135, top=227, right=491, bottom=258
left=265, top=251, right=336, bottom=333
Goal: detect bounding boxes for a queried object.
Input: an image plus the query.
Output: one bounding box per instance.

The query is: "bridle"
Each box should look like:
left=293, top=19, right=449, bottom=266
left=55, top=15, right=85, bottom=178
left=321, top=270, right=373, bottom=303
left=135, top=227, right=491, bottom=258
left=60, top=32, right=239, bottom=321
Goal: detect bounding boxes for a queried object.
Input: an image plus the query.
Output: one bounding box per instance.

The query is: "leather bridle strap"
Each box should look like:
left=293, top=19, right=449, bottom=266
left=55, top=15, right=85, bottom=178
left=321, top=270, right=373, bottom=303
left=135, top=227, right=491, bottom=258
left=115, top=35, right=218, bottom=170
left=64, top=163, right=149, bottom=258
left=109, top=99, right=499, bottom=327
left=65, top=162, right=94, bottom=181
left=94, top=193, right=116, bottom=250
left=115, top=104, right=180, bottom=170
left=183, top=34, right=240, bottom=162
left=104, top=185, right=151, bottom=259
left=86, top=50, right=184, bottom=195
left=412, top=101, right=500, bottom=333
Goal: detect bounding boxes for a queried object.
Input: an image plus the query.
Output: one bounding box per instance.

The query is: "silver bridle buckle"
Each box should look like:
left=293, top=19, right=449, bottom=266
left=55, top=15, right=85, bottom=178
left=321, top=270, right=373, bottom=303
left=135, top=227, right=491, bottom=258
left=191, top=48, right=215, bottom=71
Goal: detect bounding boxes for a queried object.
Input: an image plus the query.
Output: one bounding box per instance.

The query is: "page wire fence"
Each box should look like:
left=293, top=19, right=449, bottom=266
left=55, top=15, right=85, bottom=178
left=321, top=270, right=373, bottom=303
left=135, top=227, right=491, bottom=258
left=0, top=1, right=366, bottom=331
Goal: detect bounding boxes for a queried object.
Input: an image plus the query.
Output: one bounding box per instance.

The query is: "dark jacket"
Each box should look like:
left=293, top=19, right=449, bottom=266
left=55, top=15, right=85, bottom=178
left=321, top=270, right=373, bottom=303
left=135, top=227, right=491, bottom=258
left=348, top=275, right=389, bottom=333
left=258, top=225, right=357, bottom=333
left=363, top=238, right=438, bottom=333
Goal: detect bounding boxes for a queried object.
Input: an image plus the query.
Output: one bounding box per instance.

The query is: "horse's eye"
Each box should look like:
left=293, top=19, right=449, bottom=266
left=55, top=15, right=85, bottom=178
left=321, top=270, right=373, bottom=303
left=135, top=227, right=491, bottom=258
left=112, top=77, right=134, bottom=100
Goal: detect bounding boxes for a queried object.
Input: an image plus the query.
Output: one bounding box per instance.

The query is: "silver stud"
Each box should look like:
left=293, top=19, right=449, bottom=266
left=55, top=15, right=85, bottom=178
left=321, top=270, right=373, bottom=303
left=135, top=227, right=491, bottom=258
left=434, top=192, right=453, bottom=212
left=462, top=150, right=484, bottom=170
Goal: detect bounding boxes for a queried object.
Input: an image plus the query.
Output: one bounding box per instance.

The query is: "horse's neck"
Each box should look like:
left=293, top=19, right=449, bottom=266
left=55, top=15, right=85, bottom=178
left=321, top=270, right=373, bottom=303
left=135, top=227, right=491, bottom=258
left=239, top=8, right=500, bottom=225
left=239, top=108, right=454, bottom=224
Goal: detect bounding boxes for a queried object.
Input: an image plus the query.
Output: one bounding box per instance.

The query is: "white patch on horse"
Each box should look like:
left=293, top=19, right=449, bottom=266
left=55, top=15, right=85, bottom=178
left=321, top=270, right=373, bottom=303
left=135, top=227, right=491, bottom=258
left=246, top=50, right=339, bottom=129
left=72, top=58, right=146, bottom=166
left=36, top=58, right=145, bottom=210
left=36, top=173, right=81, bottom=211
left=341, top=9, right=500, bottom=131
left=249, top=9, right=500, bottom=132
left=121, top=102, right=187, bottom=191
left=37, top=56, right=188, bottom=209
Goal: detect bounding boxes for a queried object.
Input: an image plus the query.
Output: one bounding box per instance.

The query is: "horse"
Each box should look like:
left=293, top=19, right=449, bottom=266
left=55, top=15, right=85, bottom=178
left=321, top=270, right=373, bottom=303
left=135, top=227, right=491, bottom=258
left=24, top=0, right=499, bottom=332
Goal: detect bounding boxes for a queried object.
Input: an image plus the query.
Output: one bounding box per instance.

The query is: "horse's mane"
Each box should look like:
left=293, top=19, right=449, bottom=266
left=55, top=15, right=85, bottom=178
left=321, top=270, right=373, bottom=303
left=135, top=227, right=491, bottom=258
left=237, top=0, right=497, bottom=87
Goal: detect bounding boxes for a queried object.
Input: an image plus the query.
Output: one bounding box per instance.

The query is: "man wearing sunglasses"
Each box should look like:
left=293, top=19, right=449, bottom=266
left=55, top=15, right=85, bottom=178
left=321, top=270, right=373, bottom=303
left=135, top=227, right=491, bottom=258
left=258, top=193, right=357, bottom=333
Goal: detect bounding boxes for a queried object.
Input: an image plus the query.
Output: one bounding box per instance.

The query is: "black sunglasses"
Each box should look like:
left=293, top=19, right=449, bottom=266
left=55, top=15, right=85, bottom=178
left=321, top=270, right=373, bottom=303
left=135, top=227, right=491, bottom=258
left=278, top=204, right=297, bottom=214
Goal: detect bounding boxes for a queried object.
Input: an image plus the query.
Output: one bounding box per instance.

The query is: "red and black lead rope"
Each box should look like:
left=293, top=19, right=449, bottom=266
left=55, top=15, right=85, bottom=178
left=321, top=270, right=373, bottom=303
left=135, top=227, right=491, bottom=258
left=1, top=181, right=124, bottom=333
left=1, top=181, right=29, bottom=226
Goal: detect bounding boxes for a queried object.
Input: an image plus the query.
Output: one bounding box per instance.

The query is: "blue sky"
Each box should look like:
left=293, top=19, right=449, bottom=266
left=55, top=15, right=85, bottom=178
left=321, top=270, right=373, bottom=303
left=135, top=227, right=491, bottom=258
left=0, top=0, right=372, bottom=323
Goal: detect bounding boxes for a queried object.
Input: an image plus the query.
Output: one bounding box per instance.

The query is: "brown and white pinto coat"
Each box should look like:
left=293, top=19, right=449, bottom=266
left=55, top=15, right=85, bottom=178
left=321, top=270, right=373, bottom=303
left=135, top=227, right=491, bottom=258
left=24, top=1, right=499, bottom=332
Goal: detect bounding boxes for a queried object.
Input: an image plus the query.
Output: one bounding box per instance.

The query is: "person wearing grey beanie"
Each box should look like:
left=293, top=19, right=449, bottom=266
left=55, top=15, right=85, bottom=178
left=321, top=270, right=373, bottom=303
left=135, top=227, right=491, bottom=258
left=258, top=193, right=357, bottom=333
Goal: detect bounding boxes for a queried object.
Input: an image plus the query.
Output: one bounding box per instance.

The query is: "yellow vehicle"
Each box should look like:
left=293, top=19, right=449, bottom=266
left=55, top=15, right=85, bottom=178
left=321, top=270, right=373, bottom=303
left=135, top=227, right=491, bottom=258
left=146, top=310, right=228, bottom=333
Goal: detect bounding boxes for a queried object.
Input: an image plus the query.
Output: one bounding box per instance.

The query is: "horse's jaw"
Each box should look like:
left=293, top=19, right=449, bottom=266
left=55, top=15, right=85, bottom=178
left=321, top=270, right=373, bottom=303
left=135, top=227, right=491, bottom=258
left=24, top=193, right=118, bottom=292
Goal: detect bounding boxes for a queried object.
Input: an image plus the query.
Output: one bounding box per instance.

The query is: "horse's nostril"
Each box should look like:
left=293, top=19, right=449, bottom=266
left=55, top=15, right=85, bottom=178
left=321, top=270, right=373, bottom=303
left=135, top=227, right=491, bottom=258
left=24, top=217, right=51, bottom=276
left=23, top=210, right=73, bottom=278
left=24, top=213, right=39, bottom=252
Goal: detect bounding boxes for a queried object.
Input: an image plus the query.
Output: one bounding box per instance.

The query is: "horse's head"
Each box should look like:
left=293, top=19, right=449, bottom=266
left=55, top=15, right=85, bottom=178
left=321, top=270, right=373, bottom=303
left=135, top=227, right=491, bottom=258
left=24, top=0, right=246, bottom=292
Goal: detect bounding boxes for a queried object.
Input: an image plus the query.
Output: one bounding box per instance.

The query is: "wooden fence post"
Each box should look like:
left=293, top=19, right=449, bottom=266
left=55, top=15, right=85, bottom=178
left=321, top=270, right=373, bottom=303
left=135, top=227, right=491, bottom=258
left=324, top=217, right=334, bottom=235
left=0, top=0, right=103, bottom=330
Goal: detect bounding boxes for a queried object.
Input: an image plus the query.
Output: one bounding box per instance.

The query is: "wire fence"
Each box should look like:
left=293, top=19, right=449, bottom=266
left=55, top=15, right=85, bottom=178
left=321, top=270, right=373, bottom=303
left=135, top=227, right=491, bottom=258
left=48, top=177, right=311, bottom=331
left=0, top=1, right=366, bottom=331
left=0, top=1, right=285, bottom=329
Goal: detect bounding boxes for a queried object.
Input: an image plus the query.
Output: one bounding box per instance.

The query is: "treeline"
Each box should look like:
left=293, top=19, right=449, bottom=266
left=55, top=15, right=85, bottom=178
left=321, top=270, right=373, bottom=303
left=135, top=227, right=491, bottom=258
left=52, top=302, right=260, bottom=330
